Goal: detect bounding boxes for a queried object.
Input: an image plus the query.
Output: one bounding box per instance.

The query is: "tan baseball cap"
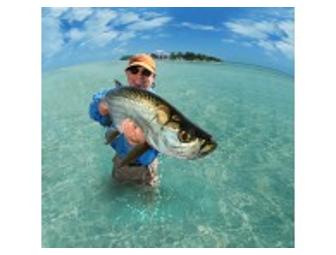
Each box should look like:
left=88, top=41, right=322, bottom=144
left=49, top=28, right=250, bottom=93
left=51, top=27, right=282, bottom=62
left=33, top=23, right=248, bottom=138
left=126, top=53, right=156, bottom=74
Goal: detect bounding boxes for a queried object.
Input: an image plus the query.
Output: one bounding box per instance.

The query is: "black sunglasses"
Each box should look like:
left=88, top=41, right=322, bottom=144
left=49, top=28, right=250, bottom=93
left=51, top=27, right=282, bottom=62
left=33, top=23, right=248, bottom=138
left=127, top=66, right=152, bottom=77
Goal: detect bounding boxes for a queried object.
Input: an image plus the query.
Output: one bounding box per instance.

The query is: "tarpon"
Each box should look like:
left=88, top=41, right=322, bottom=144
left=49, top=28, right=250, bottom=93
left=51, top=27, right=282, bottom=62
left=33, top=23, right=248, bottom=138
left=102, top=82, right=217, bottom=165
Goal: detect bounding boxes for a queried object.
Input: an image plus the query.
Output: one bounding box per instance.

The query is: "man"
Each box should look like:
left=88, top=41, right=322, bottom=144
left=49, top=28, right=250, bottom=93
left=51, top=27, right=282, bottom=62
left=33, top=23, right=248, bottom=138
left=89, top=54, right=160, bottom=186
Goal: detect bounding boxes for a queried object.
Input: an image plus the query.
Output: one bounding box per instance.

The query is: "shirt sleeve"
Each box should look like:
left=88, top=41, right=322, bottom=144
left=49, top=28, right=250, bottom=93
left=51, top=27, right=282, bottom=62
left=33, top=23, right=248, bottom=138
left=137, top=147, right=160, bottom=166
left=89, top=89, right=112, bottom=127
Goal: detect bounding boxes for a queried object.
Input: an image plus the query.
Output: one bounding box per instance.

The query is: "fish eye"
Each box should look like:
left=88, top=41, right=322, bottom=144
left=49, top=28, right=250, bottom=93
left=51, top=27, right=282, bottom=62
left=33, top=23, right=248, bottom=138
left=178, top=130, right=192, bottom=143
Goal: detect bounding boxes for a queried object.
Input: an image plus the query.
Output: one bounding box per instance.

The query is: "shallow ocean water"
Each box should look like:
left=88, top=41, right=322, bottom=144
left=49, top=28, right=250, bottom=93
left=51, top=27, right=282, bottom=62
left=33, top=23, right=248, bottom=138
left=42, top=61, right=294, bottom=247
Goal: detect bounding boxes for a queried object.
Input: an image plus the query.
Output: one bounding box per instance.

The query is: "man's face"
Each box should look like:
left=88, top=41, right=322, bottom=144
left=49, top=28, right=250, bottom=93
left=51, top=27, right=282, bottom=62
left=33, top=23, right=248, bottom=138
left=126, top=65, right=155, bottom=89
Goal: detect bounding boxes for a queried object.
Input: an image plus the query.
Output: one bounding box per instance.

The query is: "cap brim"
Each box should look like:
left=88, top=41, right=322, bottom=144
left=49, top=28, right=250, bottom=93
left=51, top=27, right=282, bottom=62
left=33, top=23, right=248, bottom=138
left=126, top=62, right=155, bottom=74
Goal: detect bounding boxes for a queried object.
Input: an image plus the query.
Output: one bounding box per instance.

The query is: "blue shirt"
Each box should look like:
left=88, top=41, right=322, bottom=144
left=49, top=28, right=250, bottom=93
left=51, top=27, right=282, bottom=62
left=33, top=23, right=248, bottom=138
left=89, top=88, right=159, bottom=166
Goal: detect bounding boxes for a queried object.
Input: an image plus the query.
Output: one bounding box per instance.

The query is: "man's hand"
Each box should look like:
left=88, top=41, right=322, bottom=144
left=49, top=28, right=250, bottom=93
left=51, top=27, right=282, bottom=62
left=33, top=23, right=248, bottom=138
left=121, top=119, right=146, bottom=145
left=99, top=99, right=145, bottom=145
left=98, top=101, right=109, bottom=116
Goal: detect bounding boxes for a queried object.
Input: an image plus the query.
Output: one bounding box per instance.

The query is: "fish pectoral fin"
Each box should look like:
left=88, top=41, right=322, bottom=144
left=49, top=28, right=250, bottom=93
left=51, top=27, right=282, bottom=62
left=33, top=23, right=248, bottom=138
left=120, top=143, right=150, bottom=167
left=104, top=129, right=120, bottom=144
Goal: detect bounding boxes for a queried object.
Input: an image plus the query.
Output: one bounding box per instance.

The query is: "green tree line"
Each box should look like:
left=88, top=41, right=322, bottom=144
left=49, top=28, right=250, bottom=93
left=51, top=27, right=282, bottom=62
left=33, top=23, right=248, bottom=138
left=120, top=52, right=222, bottom=62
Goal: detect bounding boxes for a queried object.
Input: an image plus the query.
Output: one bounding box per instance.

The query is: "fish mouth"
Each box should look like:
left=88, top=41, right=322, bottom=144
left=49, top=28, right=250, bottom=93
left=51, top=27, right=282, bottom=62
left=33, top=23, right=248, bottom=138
left=199, top=139, right=217, bottom=156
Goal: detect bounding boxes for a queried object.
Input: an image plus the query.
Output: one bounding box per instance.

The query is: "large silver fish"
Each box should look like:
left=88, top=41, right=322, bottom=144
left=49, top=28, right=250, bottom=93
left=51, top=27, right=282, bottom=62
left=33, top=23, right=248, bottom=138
left=102, top=83, right=217, bottom=165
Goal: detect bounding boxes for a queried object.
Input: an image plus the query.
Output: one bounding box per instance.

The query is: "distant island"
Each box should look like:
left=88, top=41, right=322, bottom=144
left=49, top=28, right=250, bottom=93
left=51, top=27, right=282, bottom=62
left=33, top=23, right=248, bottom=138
left=120, top=51, right=222, bottom=63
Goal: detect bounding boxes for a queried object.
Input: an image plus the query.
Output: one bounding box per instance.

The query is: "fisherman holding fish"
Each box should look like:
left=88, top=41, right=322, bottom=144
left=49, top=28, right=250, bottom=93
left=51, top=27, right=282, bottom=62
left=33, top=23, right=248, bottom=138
left=89, top=54, right=160, bottom=186
left=89, top=54, right=217, bottom=187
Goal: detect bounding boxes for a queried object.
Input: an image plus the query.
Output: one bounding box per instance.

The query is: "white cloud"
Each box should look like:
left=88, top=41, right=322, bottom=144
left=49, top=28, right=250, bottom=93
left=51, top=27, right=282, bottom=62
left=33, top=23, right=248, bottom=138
left=181, top=22, right=216, bottom=31
left=81, top=30, right=119, bottom=47
left=84, top=9, right=117, bottom=33
left=95, top=31, right=119, bottom=47
left=46, top=7, right=69, bottom=18
left=67, top=28, right=85, bottom=42
left=95, top=9, right=118, bottom=25
left=142, top=11, right=163, bottom=19
left=127, top=16, right=172, bottom=31
left=225, top=20, right=276, bottom=40
left=77, top=9, right=118, bottom=47
left=275, top=41, right=293, bottom=58
left=278, top=20, right=294, bottom=42
left=64, top=8, right=93, bottom=22
left=118, top=12, right=140, bottom=25
left=257, top=40, right=277, bottom=51
left=263, top=8, right=294, bottom=20
left=42, top=8, right=173, bottom=59
left=224, top=17, right=294, bottom=59
left=117, top=31, right=136, bottom=41
left=42, top=8, right=72, bottom=58
left=276, top=20, right=294, bottom=58
left=42, top=15, right=64, bottom=58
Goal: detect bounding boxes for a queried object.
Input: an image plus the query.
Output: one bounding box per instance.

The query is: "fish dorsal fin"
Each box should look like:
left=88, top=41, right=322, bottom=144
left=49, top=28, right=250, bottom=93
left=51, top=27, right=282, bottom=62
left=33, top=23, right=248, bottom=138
left=114, top=79, right=124, bottom=88
left=120, top=143, right=150, bottom=167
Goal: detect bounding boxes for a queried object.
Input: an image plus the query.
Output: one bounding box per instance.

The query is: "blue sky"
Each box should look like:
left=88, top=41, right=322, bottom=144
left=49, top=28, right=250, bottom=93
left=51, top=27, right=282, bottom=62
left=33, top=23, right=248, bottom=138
left=42, top=7, right=294, bottom=74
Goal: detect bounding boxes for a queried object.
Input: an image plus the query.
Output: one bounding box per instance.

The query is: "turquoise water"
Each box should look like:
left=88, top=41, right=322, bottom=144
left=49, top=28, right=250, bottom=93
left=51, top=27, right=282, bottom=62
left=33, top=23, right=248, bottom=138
left=42, top=61, right=294, bottom=247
